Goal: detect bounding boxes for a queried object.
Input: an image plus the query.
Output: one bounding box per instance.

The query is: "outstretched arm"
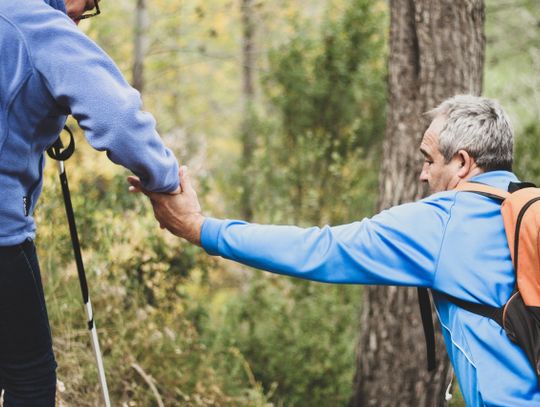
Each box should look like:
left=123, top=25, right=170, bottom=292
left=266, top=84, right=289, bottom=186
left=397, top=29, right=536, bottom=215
left=129, top=168, right=449, bottom=287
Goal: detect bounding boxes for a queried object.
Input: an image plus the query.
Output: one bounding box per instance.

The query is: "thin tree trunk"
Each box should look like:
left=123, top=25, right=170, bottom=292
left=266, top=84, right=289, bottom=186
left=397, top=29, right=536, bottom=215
left=133, top=0, right=148, bottom=93
left=352, top=1, right=485, bottom=406
left=240, top=0, right=256, bottom=221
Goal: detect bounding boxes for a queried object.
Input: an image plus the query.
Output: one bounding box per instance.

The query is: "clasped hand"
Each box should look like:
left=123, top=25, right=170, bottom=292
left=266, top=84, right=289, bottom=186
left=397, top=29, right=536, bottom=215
left=127, top=166, right=204, bottom=245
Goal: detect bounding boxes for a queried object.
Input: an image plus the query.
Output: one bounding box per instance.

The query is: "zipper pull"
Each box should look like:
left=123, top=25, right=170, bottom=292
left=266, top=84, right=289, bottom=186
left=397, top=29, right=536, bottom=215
left=23, top=196, right=30, bottom=217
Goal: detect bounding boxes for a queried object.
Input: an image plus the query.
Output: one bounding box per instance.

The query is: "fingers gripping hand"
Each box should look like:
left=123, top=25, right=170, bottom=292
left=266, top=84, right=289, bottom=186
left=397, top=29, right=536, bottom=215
left=128, top=166, right=204, bottom=245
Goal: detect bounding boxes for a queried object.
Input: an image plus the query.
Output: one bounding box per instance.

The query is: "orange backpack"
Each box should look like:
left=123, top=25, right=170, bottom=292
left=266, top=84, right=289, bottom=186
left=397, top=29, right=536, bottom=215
left=419, top=181, right=540, bottom=382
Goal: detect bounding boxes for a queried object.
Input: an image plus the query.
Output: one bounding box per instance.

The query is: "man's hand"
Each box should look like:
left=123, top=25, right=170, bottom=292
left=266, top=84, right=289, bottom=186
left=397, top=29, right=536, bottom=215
left=128, top=166, right=205, bottom=246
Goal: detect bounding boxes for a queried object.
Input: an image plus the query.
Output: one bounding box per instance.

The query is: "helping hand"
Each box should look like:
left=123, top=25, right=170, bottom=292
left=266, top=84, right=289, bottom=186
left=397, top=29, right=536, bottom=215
left=127, top=166, right=205, bottom=246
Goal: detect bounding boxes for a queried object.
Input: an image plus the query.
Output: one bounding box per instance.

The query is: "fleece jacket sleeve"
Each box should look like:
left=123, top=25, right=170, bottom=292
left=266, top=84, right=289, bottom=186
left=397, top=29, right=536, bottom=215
left=17, top=4, right=179, bottom=192
left=200, top=197, right=451, bottom=287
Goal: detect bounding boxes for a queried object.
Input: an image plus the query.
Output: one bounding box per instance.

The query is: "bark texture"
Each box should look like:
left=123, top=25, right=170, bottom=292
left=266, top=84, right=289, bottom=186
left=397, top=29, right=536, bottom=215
left=352, top=1, right=485, bottom=406
left=133, top=0, right=148, bottom=93
left=240, top=0, right=256, bottom=221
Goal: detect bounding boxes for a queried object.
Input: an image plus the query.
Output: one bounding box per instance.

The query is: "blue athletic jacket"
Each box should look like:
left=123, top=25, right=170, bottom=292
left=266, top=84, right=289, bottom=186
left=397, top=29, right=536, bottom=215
left=0, top=0, right=179, bottom=246
left=201, top=171, right=540, bottom=406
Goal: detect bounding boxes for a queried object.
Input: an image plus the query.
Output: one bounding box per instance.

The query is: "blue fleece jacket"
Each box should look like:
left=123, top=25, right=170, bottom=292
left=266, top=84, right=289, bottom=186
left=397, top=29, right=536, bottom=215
left=201, top=171, right=540, bottom=406
left=0, top=0, right=179, bottom=246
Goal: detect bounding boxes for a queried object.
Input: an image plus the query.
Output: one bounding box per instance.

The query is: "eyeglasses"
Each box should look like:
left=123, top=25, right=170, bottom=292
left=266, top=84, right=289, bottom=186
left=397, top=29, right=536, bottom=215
left=77, top=1, right=100, bottom=21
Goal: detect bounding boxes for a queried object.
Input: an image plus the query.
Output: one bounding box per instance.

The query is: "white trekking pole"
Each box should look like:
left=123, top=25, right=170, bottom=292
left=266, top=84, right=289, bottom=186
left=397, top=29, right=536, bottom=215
left=47, top=126, right=112, bottom=407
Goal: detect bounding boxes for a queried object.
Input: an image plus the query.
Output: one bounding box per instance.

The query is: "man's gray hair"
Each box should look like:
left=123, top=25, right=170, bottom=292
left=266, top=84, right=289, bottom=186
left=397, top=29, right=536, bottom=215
left=427, top=95, right=514, bottom=171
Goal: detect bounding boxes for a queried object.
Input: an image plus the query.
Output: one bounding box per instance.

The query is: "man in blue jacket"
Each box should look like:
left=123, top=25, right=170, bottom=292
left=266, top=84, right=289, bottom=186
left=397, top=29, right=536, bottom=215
left=130, top=95, right=540, bottom=406
left=0, top=0, right=179, bottom=404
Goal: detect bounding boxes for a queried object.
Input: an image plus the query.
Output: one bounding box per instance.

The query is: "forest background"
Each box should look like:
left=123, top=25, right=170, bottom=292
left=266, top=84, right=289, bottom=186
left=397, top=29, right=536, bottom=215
left=35, top=0, right=539, bottom=405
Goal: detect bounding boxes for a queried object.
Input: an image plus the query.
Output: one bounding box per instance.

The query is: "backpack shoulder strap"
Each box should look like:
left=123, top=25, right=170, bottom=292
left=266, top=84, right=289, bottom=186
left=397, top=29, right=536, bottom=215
left=454, top=181, right=509, bottom=201
left=417, top=288, right=504, bottom=373
left=439, top=292, right=504, bottom=327
left=417, top=288, right=437, bottom=371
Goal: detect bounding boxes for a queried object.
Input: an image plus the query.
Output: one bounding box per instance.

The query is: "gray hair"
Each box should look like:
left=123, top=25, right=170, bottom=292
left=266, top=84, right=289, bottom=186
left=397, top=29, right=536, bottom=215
left=427, top=95, right=514, bottom=172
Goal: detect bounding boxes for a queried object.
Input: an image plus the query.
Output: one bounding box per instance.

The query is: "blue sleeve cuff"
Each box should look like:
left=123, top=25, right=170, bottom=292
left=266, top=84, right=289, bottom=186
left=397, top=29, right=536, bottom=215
left=201, top=217, right=224, bottom=256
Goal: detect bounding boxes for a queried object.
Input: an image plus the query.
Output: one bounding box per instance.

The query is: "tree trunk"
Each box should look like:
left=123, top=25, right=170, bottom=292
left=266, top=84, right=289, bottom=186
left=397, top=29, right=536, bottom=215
left=133, top=0, right=148, bottom=93
left=352, top=1, right=485, bottom=406
left=240, top=0, right=256, bottom=221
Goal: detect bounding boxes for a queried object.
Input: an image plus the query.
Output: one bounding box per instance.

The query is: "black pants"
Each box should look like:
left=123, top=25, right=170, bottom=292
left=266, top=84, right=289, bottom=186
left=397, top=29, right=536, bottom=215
left=0, top=239, right=56, bottom=406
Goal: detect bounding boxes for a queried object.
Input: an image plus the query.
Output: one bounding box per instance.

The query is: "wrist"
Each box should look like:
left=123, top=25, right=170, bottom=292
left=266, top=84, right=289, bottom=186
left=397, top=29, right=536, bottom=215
left=185, top=213, right=205, bottom=246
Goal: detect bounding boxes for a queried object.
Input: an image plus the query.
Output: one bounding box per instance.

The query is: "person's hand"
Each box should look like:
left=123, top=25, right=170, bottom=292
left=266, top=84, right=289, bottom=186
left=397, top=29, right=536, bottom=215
left=128, top=166, right=205, bottom=246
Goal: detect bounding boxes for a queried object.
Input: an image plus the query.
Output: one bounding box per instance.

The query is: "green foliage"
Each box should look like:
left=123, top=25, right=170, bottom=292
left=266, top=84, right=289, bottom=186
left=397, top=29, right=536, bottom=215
left=207, top=5, right=387, bottom=401
left=257, top=0, right=387, bottom=225
left=484, top=0, right=540, bottom=187
left=36, top=1, right=384, bottom=405
left=514, top=122, right=540, bottom=184
left=38, top=140, right=255, bottom=405
left=205, top=276, right=361, bottom=407
left=484, top=0, right=539, bottom=132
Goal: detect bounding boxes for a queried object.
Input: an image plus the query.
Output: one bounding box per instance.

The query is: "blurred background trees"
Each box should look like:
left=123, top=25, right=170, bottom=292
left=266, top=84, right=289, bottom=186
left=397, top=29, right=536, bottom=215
left=35, top=0, right=538, bottom=405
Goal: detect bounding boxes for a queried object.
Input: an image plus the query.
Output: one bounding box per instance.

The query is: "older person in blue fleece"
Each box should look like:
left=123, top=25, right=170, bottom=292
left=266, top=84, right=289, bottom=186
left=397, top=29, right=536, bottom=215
left=131, top=95, right=540, bottom=406
left=0, top=0, right=179, bottom=404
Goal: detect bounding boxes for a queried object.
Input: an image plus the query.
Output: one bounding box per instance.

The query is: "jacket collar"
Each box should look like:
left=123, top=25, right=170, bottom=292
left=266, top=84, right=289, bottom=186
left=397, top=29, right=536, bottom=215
left=468, top=171, right=519, bottom=191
